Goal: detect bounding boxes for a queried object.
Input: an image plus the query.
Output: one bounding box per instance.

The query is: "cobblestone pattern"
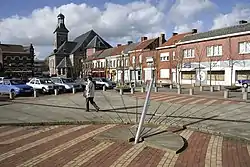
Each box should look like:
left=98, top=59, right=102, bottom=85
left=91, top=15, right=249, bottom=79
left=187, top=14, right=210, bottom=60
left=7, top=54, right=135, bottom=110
left=17, top=124, right=116, bottom=167
left=0, top=125, right=249, bottom=167
left=132, top=92, right=241, bottom=105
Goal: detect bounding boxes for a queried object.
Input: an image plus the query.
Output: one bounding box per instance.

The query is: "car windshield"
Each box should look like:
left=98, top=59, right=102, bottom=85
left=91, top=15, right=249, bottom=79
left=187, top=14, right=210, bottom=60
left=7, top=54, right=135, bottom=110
left=10, top=80, right=25, bottom=85
left=101, top=78, right=108, bottom=82
left=62, top=78, right=74, bottom=83
left=40, top=79, right=53, bottom=84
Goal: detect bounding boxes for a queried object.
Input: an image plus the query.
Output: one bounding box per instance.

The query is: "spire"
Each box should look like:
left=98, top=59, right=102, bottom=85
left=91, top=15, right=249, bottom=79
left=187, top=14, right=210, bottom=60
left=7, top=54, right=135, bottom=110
left=53, top=13, right=69, bottom=33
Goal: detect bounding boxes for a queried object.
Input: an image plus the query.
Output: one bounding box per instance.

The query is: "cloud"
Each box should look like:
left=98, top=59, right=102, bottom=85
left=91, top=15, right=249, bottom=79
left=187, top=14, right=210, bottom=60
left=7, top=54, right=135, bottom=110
left=211, top=3, right=250, bottom=30
left=168, top=0, right=215, bottom=25
left=0, top=1, right=167, bottom=59
left=174, top=20, right=204, bottom=33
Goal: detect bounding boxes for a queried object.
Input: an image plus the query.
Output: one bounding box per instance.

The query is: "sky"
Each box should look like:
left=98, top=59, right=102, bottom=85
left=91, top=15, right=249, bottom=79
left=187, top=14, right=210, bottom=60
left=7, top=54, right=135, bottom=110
left=0, top=0, right=250, bottom=59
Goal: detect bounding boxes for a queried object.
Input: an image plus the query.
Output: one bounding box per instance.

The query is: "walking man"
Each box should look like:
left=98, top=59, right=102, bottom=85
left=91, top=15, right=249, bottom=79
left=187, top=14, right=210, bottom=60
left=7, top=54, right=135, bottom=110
left=85, top=76, right=100, bottom=112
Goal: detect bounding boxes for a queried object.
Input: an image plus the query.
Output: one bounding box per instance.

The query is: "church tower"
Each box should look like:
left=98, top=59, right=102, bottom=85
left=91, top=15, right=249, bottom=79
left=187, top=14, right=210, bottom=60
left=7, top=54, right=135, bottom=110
left=53, top=13, right=69, bottom=49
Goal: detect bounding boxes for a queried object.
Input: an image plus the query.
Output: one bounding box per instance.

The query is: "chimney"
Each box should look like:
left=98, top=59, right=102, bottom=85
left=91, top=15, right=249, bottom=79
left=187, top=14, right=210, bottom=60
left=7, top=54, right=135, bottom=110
left=173, top=32, right=178, bottom=36
left=127, top=41, right=133, bottom=45
left=141, top=37, right=147, bottom=42
left=159, top=33, right=166, bottom=46
left=192, top=29, right=198, bottom=34
left=117, top=44, right=122, bottom=47
left=239, top=20, right=248, bottom=24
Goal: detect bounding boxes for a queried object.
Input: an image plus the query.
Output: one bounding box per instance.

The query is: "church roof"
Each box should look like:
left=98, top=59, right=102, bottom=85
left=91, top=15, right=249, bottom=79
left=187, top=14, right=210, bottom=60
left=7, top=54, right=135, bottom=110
left=56, top=57, right=72, bottom=68
left=70, top=30, right=112, bottom=54
left=56, top=41, right=77, bottom=54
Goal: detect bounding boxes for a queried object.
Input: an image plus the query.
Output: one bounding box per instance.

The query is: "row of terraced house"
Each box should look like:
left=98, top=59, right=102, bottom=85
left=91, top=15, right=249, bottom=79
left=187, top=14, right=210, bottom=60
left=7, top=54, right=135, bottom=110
left=82, top=20, right=250, bottom=86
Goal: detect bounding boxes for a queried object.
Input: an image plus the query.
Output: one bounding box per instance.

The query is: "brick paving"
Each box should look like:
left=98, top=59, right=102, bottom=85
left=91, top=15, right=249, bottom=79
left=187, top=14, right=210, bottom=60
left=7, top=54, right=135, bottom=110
left=0, top=125, right=250, bottom=167
left=131, top=92, right=242, bottom=105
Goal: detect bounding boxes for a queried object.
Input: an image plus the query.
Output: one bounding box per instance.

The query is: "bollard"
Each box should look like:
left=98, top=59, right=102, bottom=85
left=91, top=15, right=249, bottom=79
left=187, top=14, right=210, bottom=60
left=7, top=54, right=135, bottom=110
left=9, top=91, right=15, bottom=100
left=217, top=85, right=221, bottom=91
left=224, top=90, right=229, bottom=98
left=189, top=88, right=194, bottom=95
left=248, top=87, right=250, bottom=92
left=54, top=89, right=58, bottom=96
left=210, top=86, right=214, bottom=92
left=243, top=92, right=248, bottom=100
left=200, top=86, right=203, bottom=91
left=103, top=85, right=106, bottom=91
left=154, top=87, right=158, bottom=92
left=131, top=87, right=135, bottom=94
left=242, top=87, right=246, bottom=93
left=192, top=83, right=195, bottom=87
left=72, top=87, right=76, bottom=94
left=141, top=87, right=145, bottom=93
left=169, top=84, right=173, bottom=89
left=33, top=89, right=37, bottom=98
left=177, top=87, right=181, bottom=94
left=120, top=88, right=124, bottom=95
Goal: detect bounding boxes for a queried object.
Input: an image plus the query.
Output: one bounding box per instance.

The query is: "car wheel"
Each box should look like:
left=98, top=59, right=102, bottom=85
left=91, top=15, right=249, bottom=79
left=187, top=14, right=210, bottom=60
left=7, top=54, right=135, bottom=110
left=42, top=87, right=47, bottom=94
left=243, top=83, right=248, bottom=88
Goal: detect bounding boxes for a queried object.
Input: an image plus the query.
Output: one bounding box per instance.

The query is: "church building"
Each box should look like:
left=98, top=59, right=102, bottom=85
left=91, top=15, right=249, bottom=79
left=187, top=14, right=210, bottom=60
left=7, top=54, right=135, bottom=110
left=48, top=13, right=112, bottom=78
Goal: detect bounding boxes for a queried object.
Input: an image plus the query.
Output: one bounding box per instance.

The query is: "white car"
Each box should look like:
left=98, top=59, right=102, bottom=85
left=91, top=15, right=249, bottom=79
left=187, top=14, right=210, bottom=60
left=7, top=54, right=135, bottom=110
left=26, top=78, right=63, bottom=93
left=50, top=77, right=82, bottom=92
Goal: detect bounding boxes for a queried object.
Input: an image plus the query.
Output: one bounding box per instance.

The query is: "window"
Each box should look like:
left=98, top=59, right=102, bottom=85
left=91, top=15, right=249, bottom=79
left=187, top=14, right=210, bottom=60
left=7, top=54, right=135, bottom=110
left=207, top=71, right=225, bottom=81
left=113, top=60, right=116, bottom=67
left=132, top=56, right=136, bottom=64
left=207, top=45, right=222, bottom=56
left=239, top=41, right=250, bottom=54
left=160, top=52, right=170, bottom=61
left=160, top=69, right=170, bottom=78
left=183, top=49, right=195, bottom=58
left=172, top=51, right=176, bottom=60
left=236, top=70, right=250, bottom=80
left=117, top=60, right=120, bottom=67
left=125, top=59, right=128, bottom=66
left=181, top=71, right=196, bottom=80
left=139, top=55, right=142, bottom=63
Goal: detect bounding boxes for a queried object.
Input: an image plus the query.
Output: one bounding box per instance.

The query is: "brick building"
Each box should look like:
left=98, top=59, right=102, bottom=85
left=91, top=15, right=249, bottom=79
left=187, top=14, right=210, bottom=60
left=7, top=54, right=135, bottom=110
left=175, top=20, right=250, bottom=86
left=0, top=43, right=35, bottom=77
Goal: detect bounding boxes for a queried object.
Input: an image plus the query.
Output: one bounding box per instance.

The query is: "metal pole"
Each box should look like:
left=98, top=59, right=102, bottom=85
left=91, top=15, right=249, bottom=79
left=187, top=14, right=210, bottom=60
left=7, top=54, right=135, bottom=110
left=134, top=65, right=154, bottom=144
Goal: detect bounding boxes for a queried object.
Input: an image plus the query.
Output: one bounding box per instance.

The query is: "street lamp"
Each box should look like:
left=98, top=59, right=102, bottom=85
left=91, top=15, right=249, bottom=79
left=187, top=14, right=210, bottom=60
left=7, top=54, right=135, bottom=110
left=134, top=57, right=154, bottom=144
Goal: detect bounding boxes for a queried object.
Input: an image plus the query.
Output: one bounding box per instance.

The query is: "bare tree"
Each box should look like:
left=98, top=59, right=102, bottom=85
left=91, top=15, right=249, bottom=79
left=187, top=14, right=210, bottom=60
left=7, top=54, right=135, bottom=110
left=193, top=43, right=207, bottom=86
left=173, top=45, right=184, bottom=85
left=224, top=37, right=248, bottom=86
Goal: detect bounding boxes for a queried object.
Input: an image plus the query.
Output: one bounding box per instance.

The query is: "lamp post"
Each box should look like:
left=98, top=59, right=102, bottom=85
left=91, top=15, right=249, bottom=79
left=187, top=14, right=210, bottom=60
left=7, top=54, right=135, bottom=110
left=134, top=57, right=154, bottom=144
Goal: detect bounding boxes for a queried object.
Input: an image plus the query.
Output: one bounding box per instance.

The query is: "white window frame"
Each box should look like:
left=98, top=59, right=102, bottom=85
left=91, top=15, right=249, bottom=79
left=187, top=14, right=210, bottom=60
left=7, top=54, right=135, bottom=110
left=239, top=41, right=250, bottom=54
left=172, top=51, right=176, bottom=60
left=139, top=55, right=142, bottom=63
left=183, top=49, right=195, bottom=58
left=132, top=56, right=136, bottom=64
left=207, top=45, right=222, bottom=57
left=160, top=52, right=170, bottom=61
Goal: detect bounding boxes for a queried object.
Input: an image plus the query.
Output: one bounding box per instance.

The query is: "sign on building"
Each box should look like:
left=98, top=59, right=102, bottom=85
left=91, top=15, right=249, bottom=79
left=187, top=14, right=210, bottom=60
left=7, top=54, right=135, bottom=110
left=196, top=69, right=207, bottom=85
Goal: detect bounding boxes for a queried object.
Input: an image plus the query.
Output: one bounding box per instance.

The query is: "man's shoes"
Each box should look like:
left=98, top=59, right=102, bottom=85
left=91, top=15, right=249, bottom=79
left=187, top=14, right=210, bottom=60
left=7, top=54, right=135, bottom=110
left=96, top=107, right=100, bottom=112
left=86, top=110, right=89, bottom=112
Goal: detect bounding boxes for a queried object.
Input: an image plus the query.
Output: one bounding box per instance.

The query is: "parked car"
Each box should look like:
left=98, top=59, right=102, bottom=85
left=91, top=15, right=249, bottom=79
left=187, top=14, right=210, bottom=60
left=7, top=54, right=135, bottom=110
left=0, top=79, right=33, bottom=96
left=75, top=78, right=103, bottom=90
left=93, top=77, right=116, bottom=89
left=51, top=77, right=82, bottom=92
left=26, top=78, right=64, bottom=94
left=235, top=80, right=250, bottom=88
left=0, top=76, right=11, bottom=84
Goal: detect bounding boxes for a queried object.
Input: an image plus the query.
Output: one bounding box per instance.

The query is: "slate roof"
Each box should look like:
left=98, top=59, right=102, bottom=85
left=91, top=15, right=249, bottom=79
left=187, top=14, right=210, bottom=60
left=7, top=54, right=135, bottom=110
left=56, top=57, right=72, bottom=68
left=56, top=41, right=77, bottom=54
left=0, top=44, right=25, bottom=52
left=54, top=24, right=69, bottom=33
left=71, top=30, right=112, bottom=54
left=52, top=29, right=112, bottom=56
left=180, top=22, right=250, bottom=43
